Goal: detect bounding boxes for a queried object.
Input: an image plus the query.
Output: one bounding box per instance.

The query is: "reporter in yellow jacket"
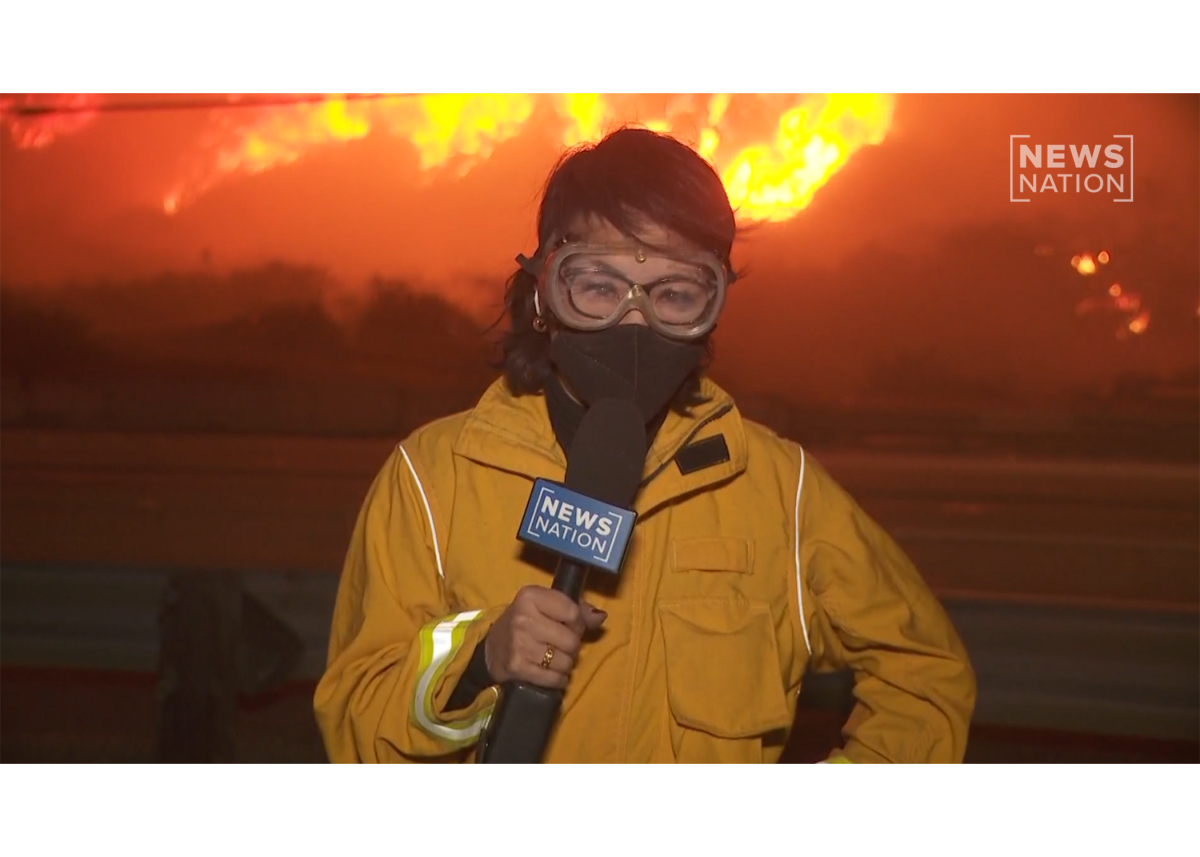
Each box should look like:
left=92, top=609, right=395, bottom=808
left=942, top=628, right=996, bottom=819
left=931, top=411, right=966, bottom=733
left=314, top=128, right=976, bottom=763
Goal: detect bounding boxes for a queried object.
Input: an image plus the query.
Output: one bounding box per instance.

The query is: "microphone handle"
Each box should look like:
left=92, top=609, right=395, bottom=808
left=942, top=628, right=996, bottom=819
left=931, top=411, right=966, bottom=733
left=550, top=557, right=588, bottom=602
left=476, top=562, right=590, bottom=762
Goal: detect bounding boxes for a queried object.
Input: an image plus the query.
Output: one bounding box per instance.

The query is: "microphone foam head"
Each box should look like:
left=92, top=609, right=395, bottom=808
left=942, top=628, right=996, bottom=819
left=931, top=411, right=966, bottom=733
left=564, top=397, right=647, bottom=506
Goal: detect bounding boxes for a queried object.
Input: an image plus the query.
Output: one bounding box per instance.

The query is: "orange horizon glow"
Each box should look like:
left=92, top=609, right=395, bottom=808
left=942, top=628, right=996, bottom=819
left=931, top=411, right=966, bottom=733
left=3, top=93, right=896, bottom=225
left=6, top=95, right=1186, bottom=351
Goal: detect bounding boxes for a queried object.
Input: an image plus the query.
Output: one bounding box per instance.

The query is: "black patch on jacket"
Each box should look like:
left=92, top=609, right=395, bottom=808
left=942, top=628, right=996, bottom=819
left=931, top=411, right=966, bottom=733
left=675, top=435, right=731, bottom=475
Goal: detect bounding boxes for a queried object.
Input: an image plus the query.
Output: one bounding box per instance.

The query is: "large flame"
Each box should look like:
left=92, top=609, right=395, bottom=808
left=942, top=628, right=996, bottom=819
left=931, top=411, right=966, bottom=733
left=556, top=94, right=894, bottom=223
left=3, top=93, right=894, bottom=224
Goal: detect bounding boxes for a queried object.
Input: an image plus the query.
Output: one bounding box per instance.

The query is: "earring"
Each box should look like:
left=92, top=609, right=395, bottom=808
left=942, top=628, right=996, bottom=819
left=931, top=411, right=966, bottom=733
left=532, top=290, right=548, bottom=332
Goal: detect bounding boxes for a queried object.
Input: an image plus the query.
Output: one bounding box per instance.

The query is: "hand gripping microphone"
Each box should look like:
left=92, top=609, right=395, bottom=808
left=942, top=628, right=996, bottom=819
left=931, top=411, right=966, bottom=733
left=477, top=398, right=646, bottom=763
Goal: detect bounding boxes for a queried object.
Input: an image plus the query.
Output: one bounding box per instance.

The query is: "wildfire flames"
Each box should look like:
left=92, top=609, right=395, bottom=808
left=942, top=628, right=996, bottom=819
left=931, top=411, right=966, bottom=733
left=6, top=95, right=1175, bottom=344
left=1070, top=248, right=1152, bottom=339
left=2, top=93, right=895, bottom=225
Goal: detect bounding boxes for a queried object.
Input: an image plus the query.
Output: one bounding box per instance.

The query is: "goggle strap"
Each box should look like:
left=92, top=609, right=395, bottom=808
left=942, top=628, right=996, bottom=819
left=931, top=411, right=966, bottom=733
left=515, top=254, right=540, bottom=277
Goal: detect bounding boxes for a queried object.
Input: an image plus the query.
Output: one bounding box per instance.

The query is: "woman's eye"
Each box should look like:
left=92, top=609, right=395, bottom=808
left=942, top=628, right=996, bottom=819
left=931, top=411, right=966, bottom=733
left=654, top=281, right=705, bottom=303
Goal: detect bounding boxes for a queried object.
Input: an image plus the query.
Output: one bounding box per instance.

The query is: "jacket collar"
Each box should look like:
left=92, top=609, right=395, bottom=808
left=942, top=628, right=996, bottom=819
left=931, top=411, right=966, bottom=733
left=452, top=376, right=748, bottom=518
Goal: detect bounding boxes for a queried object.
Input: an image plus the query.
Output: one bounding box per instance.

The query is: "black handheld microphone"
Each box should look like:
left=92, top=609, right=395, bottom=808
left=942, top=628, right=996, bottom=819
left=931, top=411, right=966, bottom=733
left=477, top=398, right=646, bottom=763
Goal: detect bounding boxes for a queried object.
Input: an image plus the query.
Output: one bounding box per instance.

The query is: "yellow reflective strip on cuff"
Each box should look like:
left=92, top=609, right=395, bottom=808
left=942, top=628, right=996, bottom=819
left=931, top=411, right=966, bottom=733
left=412, top=610, right=494, bottom=746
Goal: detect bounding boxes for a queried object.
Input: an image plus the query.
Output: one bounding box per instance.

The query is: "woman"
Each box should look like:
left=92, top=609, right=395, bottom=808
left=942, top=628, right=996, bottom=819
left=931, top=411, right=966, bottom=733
left=313, top=127, right=976, bottom=763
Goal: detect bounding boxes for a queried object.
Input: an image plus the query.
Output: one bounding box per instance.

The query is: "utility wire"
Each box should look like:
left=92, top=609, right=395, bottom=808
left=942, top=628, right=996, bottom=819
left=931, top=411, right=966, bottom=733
left=3, top=93, right=422, bottom=118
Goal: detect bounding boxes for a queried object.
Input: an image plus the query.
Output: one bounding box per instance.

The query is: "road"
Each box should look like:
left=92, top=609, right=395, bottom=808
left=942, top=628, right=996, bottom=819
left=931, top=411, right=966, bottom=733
left=2, top=427, right=1197, bottom=744
left=3, top=427, right=1195, bottom=605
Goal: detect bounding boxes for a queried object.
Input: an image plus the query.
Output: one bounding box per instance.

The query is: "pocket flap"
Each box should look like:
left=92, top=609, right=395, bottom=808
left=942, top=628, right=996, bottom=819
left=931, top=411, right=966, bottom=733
left=671, top=537, right=753, bottom=573
left=658, top=599, right=792, bottom=739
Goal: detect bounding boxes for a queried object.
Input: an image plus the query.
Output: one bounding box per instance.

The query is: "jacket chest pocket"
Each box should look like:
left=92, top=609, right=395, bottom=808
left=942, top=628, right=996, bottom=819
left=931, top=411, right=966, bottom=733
left=671, top=537, right=754, bottom=574
left=667, top=536, right=778, bottom=607
left=657, top=599, right=792, bottom=742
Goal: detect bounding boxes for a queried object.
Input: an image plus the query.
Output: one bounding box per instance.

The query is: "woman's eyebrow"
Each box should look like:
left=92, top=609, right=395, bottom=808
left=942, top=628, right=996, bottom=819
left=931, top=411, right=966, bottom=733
left=571, top=258, right=629, bottom=276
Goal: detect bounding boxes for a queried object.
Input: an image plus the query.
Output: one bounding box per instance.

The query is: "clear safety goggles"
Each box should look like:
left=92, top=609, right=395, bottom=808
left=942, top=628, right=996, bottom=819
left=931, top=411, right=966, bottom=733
left=526, top=243, right=729, bottom=341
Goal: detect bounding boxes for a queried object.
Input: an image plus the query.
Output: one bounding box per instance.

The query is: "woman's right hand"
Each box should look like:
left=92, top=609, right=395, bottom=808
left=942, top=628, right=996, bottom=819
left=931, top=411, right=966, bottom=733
left=484, top=585, right=607, bottom=689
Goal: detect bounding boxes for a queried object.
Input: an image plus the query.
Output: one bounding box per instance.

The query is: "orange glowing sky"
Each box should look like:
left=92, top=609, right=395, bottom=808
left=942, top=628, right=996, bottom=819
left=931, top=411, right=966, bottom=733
left=1, top=93, right=896, bottom=223
left=1, top=93, right=1197, bottom=400
left=1, top=94, right=1194, bottom=287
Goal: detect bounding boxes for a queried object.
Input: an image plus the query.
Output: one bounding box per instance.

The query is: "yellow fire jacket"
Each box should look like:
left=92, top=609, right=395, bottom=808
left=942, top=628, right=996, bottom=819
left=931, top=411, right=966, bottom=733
left=314, top=377, right=976, bottom=763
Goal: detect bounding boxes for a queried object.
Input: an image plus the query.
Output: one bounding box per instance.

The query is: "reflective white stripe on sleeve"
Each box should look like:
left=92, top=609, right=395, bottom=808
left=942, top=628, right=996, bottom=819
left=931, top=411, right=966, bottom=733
left=398, top=443, right=444, bottom=579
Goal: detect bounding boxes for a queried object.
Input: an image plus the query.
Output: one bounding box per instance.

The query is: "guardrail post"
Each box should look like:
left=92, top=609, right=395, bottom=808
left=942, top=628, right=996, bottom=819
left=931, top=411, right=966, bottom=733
left=155, top=569, right=307, bottom=762
left=156, top=570, right=241, bottom=763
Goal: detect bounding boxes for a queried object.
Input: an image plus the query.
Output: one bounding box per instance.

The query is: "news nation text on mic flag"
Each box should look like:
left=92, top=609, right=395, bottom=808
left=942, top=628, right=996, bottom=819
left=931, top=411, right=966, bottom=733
left=516, top=479, right=637, bottom=574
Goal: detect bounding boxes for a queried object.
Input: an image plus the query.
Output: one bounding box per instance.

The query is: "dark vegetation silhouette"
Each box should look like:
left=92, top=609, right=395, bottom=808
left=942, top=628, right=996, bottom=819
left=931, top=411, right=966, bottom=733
left=1, top=245, right=1195, bottom=458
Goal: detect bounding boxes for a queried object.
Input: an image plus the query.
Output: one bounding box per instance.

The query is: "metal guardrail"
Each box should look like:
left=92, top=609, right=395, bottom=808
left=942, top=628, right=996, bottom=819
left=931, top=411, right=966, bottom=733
left=2, top=562, right=1196, bottom=742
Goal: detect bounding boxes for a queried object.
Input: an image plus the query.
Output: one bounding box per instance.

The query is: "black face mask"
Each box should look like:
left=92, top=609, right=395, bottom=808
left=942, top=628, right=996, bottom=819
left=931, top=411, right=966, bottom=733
left=549, top=325, right=706, bottom=423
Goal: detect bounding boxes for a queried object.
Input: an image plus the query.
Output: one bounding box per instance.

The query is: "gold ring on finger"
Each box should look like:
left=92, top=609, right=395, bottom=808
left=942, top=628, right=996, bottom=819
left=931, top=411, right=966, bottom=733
left=540, top=645, right=555, bottom=670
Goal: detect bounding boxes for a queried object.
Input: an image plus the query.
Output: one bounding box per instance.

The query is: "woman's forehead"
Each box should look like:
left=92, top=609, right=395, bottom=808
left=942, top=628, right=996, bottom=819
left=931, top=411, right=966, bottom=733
left=565, top=213, right=695, bottom=252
